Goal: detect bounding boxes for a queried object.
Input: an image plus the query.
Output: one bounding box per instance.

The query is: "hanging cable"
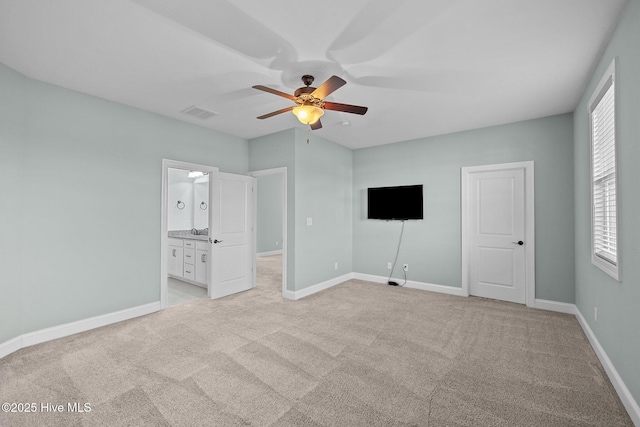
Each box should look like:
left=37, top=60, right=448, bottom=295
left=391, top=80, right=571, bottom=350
left=387, top=220, right=406, bottom=286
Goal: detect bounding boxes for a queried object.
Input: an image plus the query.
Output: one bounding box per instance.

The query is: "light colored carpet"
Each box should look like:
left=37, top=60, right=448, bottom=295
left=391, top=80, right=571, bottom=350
left=0, top=255, right=632, bottom=426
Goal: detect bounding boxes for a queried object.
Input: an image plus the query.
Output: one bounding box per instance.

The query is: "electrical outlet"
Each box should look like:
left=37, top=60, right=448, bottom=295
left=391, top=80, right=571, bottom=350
left=306, top=217, right=313, bottom=226
left=334, top=262, right=338, bottom=270
left=594, top=307, right=598, bottom=322
left=387, top=262, right=392, bottom=270
left=276, top=241, right=279, bottom=246
left=403, top=264, right=409, bottom=272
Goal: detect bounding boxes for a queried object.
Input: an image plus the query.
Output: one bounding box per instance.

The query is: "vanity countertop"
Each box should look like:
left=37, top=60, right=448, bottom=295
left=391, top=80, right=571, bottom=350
left=168, top=230, right=209, bottom=241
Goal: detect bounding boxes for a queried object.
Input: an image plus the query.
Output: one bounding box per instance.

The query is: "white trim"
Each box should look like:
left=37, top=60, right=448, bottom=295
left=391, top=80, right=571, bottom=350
left=589, top=58, right=620, bottom=282
left=575, top=307, right=640, bottom=425
left=286, top=273, right=354, bottom=300
left=0, top=336, right=23, bottom=359
left=461, top=161, right=536, bottom=307
left=257, top=250, right=283, bottom=257
left=353, top=273, right=466, bottom=297
left=533, top=299, right=576, bottom=315
left=161, top=159, right=219, bottom=308
left=0, top=302, right=160, bottom=359
left=589, top=58, right=617, bottom=107
left=249, top=167, right=288, bottom=298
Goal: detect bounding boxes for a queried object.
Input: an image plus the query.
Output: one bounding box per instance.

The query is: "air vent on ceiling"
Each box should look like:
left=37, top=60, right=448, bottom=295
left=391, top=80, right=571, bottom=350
left=180, top=105, right=218, bottom=120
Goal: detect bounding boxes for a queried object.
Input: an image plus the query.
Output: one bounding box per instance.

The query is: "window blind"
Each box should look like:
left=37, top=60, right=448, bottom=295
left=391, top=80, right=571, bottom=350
left=591, top=76, right=617, bottom=266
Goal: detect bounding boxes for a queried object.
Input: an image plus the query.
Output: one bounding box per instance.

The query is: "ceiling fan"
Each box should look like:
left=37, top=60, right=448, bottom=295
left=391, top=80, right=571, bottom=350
left=252, top=75, right=368, bottom=130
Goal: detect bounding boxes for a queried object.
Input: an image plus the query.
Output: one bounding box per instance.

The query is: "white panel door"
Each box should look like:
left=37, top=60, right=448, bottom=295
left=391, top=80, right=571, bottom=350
left=468, top=168, right=526, bottom=304
left=208, top=172, right=256, bottom=299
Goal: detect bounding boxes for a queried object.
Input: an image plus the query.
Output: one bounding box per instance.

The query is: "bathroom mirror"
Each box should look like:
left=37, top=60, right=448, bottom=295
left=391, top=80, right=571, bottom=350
left=167, top=168, right=210, bottom=234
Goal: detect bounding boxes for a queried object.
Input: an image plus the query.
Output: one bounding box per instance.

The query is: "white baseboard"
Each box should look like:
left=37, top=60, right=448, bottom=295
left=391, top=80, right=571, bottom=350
left=0, top=335, right=23, bottom=360
left=352, top=273, right=467, bottom=297
left=0, top=302, right=161, bottom=359
left=287, top=273, right=354, bottom=300
left=257, top=250, right=283, bottom=257
left=575, top=308, right=640, bottom=426
left=533, top=299, right=576, bottom=314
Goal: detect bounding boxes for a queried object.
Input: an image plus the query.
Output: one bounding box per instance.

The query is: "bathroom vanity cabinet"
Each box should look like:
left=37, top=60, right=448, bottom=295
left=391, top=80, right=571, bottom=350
left=168, top=237, right=209, bottom=287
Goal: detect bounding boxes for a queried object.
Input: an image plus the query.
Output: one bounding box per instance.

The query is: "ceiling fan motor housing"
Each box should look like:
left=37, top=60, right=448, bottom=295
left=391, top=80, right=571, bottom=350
left=294, top=86, right=315, bottom=97
left=295, top=76, right=323, bottom=107
left=301, top=75, right=315, bottom=86
left=295, top=93, right=324, bottom=108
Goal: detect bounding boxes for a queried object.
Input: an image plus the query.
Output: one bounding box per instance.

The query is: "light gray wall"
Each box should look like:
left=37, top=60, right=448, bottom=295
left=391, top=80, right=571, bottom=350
left=249, top=129, right=296, bottom=291
left=0, top=65, right=27, bottom=343
left=256, top=173, right=283, bottom=254
left=293, top=129, right=353, bottom=291
left=353, top=114, right=575, bottom=303
left=0, top=63, right=248, bottom=342
left=249, top=128, right=353, bottom=292
left=573, top=0, right=640, bottom=405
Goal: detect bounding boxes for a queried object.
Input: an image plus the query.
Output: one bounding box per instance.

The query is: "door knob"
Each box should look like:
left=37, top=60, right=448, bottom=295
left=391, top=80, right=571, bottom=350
left=512, top=240, right=524, bottom=246
left=213, top=239, right=223, bottom=244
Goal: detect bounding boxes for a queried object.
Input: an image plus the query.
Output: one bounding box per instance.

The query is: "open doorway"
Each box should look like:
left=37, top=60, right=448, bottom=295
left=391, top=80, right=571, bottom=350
left=161, top=159, right=258, bottom=308
left=166, top=167, right=210, bottom=306
left=162, top=160, right=217, bottom=308
left=249, top=168, right=287, bottom=297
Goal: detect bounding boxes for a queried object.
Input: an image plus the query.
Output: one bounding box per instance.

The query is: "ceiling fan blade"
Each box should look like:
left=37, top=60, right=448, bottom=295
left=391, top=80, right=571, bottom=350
left=252, top=85, right=295, bottom=100
left=324, top=102, right=368, bottom=115
left=310, top=120, right=323, bottom=130
left=257, top=106, right=293, bottom=119
left=311, top=76, right=346, bottom=99
left=132, top=0, right=297, bottom=71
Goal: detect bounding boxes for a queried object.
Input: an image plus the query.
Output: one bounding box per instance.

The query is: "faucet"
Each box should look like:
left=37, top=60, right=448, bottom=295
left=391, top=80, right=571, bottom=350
left=191, top=228, right=198, bottom=235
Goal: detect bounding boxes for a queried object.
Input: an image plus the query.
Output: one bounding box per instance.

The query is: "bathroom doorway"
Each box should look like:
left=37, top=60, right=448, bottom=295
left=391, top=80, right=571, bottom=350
left=163, top=161, right=215, bottom=307
left=161, top=159, right=258, bottom=308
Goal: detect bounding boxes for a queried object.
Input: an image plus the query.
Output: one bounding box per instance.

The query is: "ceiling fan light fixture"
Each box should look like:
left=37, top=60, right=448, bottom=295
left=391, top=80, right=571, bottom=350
left=253, top=75, right=366, bottom=130
left=292, top=105, right=324, bottom=125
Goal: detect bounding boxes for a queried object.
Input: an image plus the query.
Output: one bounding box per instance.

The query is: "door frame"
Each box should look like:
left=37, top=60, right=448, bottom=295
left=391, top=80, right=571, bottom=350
left=461, top=161, right=535, bottom=307
left=248, top=167, right=288, bottom=298
left=161, top=158, right=218, bottom=309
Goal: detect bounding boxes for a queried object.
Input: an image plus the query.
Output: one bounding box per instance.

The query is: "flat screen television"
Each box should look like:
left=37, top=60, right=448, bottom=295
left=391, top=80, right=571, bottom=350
left=367, top=185, right=423, bottom=220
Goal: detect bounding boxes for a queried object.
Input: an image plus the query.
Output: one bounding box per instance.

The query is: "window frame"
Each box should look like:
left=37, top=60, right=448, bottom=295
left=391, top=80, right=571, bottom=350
left=588, top=58, right=620, bottom=281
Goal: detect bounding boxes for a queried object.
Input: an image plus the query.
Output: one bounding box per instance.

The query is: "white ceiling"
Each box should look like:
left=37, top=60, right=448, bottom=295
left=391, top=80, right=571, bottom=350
left=0, top=0, right=628, bottom=149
